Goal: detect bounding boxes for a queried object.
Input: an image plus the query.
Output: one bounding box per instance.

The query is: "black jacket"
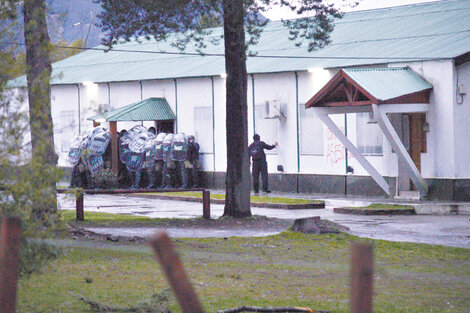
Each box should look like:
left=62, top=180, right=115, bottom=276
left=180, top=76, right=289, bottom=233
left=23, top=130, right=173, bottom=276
left=248, top=140, right=276, bottom=162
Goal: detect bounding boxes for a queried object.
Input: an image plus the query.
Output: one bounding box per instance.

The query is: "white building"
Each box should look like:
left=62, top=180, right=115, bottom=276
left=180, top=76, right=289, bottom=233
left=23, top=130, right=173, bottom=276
left=9, top=0, right=470, bottom=200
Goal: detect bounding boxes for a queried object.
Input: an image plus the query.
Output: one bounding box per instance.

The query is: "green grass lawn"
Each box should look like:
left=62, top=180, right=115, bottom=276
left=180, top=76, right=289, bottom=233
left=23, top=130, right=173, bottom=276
left=18, top=231, right=470, bottom=313
left=156, top=191, right=323, bottom=204
left=59, top=209, right=175, bottom=226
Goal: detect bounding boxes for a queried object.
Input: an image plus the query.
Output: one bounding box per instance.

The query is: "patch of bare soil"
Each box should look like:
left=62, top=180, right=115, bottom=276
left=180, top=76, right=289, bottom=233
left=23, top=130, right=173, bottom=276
left=67, top=216, right=296, bottom=244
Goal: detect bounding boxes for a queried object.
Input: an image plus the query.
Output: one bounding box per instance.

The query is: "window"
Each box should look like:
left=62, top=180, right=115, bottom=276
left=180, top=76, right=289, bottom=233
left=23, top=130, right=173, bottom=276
left=356, top=112, right=383, bottom=155
left=254, top=104, right=278, bottom=152
left=194, top=107, right=213, bottom=153
left=299, top=104, right=323, bottom=154
left=59, top=111, right=76, bottom=152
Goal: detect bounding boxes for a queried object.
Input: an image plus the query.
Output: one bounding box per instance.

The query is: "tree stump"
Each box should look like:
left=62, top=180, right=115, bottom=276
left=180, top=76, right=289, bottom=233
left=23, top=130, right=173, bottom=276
left=291, top=216, right=340, bottom=234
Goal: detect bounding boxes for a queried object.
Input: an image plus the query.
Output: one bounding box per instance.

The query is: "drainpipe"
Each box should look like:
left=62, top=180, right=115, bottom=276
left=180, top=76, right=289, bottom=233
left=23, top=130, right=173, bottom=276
left=174, top=79, right=178, bottom=133
left=295, top=72, right=300, bottom=193
left=77, top=83, right=81, bottom=134
left=211, top=76, right=216, bottom=172
left=251, top=74, right=255, bottom=133
left=344, top=113, right=348, bottom=195
left=295, top=72, right=300, bottom=173
left=107, top=82, right=111, bottom=104
left=139, top=81, right=144, bottom=125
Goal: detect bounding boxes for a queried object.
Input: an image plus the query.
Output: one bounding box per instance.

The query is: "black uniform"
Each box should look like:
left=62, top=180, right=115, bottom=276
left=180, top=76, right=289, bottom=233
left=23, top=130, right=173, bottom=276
left=187, top=137, right=200, bottom=187
left=248, top=139, right=276, bottom=193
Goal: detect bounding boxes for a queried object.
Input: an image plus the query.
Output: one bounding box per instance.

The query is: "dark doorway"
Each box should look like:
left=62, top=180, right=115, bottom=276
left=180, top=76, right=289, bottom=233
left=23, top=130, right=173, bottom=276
left=156, top=120, right=175, bottom=134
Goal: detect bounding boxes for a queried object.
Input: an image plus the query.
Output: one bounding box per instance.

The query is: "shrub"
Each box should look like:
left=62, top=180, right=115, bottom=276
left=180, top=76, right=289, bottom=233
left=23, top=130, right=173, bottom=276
left=90, top=169, right=119, bottom=189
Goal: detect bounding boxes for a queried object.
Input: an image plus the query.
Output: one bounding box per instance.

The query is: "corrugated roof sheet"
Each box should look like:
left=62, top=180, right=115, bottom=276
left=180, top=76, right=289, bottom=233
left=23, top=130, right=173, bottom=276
left=87, top=97, right=175, bottom=121
left=8, top=0, right=470, bottom=87
left=343, top=67, right=433, bottom=101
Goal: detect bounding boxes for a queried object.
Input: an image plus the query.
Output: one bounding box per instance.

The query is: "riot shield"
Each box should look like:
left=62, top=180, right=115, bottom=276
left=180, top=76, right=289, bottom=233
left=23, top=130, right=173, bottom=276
left=87, top=127, right=110, bottom=155
left=171, top=133, right=187, bottom=161
left=155, top=132, right=167, bottom=161
left=126, top=152, right=145, bottom=172
left=66, top=135, right=85, bottom=166
left=162, top=133, right=174, bottom=163
left=86, top=154, right=105, bottom=175
left=143, top=138, right=158, bottom=168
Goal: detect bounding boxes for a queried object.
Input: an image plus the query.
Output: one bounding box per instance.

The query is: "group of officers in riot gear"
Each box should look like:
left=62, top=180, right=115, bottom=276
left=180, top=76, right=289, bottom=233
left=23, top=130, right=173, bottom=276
left=69, top=125, right=200, bottom=190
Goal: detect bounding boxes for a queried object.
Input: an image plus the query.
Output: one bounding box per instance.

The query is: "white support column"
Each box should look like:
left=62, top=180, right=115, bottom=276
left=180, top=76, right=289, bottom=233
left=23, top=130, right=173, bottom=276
left=372, top=103, right=428, bottom=199
left=315, top=110, right=391, bottom=196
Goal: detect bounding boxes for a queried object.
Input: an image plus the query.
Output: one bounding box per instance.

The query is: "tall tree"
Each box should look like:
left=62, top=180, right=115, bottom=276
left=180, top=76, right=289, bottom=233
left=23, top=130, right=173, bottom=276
left=23, top=0, right=58, bottom=215
left=97, top=0, right=344, bottom=217
left=0, top=0, right=62, bottom=275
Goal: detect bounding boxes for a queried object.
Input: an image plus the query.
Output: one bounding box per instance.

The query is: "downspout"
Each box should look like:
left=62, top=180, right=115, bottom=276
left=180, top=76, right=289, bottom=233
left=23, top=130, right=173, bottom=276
left=344, top=113, right=348, bottom=195
left=139, top=81, right=143, bottom=125
left=107, top=82, right=111, bottom=104
left=77, top=83, right=81, bottom=134
left=174, top=79, right=178, bottom=133
left=295, top=72, right=300, bottom=193
left=211, top=77, right=216, bottom=172
left=251, top=74, right=255, bottom=133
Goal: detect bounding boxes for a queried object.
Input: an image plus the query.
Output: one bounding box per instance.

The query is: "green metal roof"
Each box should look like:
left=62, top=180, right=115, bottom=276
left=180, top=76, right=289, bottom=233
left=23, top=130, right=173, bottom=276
left=343, top=68, right=433, bottom=101
left=87, top=97, right=175, bottom=122
left=8, top=0, right=470, bottom=87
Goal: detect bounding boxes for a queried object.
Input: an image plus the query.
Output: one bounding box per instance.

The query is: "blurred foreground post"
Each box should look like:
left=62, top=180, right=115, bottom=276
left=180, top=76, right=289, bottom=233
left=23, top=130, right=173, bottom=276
left=0, top=217, right=22, bottom=313
left=202, top=190, right=210, bottom=219
left=350, top=242, right=374, bottom=313
left=150, top=231, right=204, bottom=313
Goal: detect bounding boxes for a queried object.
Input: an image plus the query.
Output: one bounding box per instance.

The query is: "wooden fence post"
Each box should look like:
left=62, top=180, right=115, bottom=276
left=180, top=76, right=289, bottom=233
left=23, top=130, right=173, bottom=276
left=150, top=231, right=204, bottom=313
left=76, top=190, right=84, bottom=221
left=350, top=242, right=374, bottom=313
left=202, top=190, right=210, bottom=220
left=0, top=217, right=22, bottom=313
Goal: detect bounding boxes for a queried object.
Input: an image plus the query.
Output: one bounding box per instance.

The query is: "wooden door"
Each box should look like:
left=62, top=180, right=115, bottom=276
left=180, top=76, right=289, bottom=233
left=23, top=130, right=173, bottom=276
left=407, top=113, right=427, bottom=189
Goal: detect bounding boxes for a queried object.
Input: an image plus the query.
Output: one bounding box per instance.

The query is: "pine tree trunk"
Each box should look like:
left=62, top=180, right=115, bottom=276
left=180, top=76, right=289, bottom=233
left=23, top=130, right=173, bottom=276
left=24, top=0, right=58, bottom=214
left=222, top=0, right=251, bottom=218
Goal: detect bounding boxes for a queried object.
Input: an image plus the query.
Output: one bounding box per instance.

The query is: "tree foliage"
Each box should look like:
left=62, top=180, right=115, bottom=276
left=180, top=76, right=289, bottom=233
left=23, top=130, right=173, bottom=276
left=96, top=0, right=347, bottom=217
left=0, top=0, right=62, bottom=275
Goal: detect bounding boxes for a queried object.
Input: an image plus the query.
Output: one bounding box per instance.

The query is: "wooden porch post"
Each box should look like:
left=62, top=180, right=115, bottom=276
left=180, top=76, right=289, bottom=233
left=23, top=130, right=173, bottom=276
left=110, top=121, right=118, bottom=174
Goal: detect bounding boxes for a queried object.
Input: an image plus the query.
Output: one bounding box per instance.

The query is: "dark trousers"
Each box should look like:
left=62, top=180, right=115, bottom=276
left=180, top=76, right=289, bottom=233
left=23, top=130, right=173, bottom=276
left=252, top=159, right=268, bottom=192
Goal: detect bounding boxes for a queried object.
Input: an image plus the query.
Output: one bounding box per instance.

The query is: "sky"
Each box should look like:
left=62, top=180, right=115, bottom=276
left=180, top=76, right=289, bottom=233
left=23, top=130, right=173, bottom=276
left=263, top=0, right=442, bottom=20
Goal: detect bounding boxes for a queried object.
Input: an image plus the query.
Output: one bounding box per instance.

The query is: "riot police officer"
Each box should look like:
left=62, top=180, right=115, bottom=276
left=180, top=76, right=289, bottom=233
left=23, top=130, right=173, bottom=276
left=187, top=135, right=200, bottom=188
left=171, top=133, right=189, bottom=189
left=161, top=133, right=175, bottom=189
left=152, top=132, right=167, bottom=188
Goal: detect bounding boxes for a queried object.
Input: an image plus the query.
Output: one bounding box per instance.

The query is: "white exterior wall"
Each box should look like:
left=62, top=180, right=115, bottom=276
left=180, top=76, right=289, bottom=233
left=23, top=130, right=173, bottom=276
left=108, top=81, right=142, bottom=132
left=213, top=77, right=227, bottom=172
left=140, top=80, right=176, bottom=130
left=51, top=85, right=79, bottom=166
left=297, top=69, right=396, bottom=177
left=251, top=72, right=293, bottom=174
left=393, top=60, right=455, bottom=178
left=454, top=61, right=470, bottom=178
left=174, top=77, right=214, bottom=171
left=45, top=58, right=467, bottom=181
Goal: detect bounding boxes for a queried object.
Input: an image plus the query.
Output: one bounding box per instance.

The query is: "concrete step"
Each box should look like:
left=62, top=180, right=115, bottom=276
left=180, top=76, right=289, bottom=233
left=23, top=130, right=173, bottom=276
left=395, top=190, right=420, bottom=200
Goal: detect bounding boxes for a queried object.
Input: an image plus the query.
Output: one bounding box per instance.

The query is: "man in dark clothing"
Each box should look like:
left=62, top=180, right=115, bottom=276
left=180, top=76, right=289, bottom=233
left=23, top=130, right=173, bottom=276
left=248, top=134, right=278, bottom=194
left=187, top=135, right=200, bottom=187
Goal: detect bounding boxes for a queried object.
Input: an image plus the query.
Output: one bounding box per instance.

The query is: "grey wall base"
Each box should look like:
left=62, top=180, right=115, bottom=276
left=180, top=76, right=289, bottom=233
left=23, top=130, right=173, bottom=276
left=201, top=172, right=395, bottom=198
left=60, top=166, right=470, bottom=201
left=201, top=171, right=470, bottom=201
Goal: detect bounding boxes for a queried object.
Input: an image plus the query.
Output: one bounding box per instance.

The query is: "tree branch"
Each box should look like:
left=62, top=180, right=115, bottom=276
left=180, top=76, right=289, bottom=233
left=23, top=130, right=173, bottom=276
left=217, top=306, right=331, bottom=313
